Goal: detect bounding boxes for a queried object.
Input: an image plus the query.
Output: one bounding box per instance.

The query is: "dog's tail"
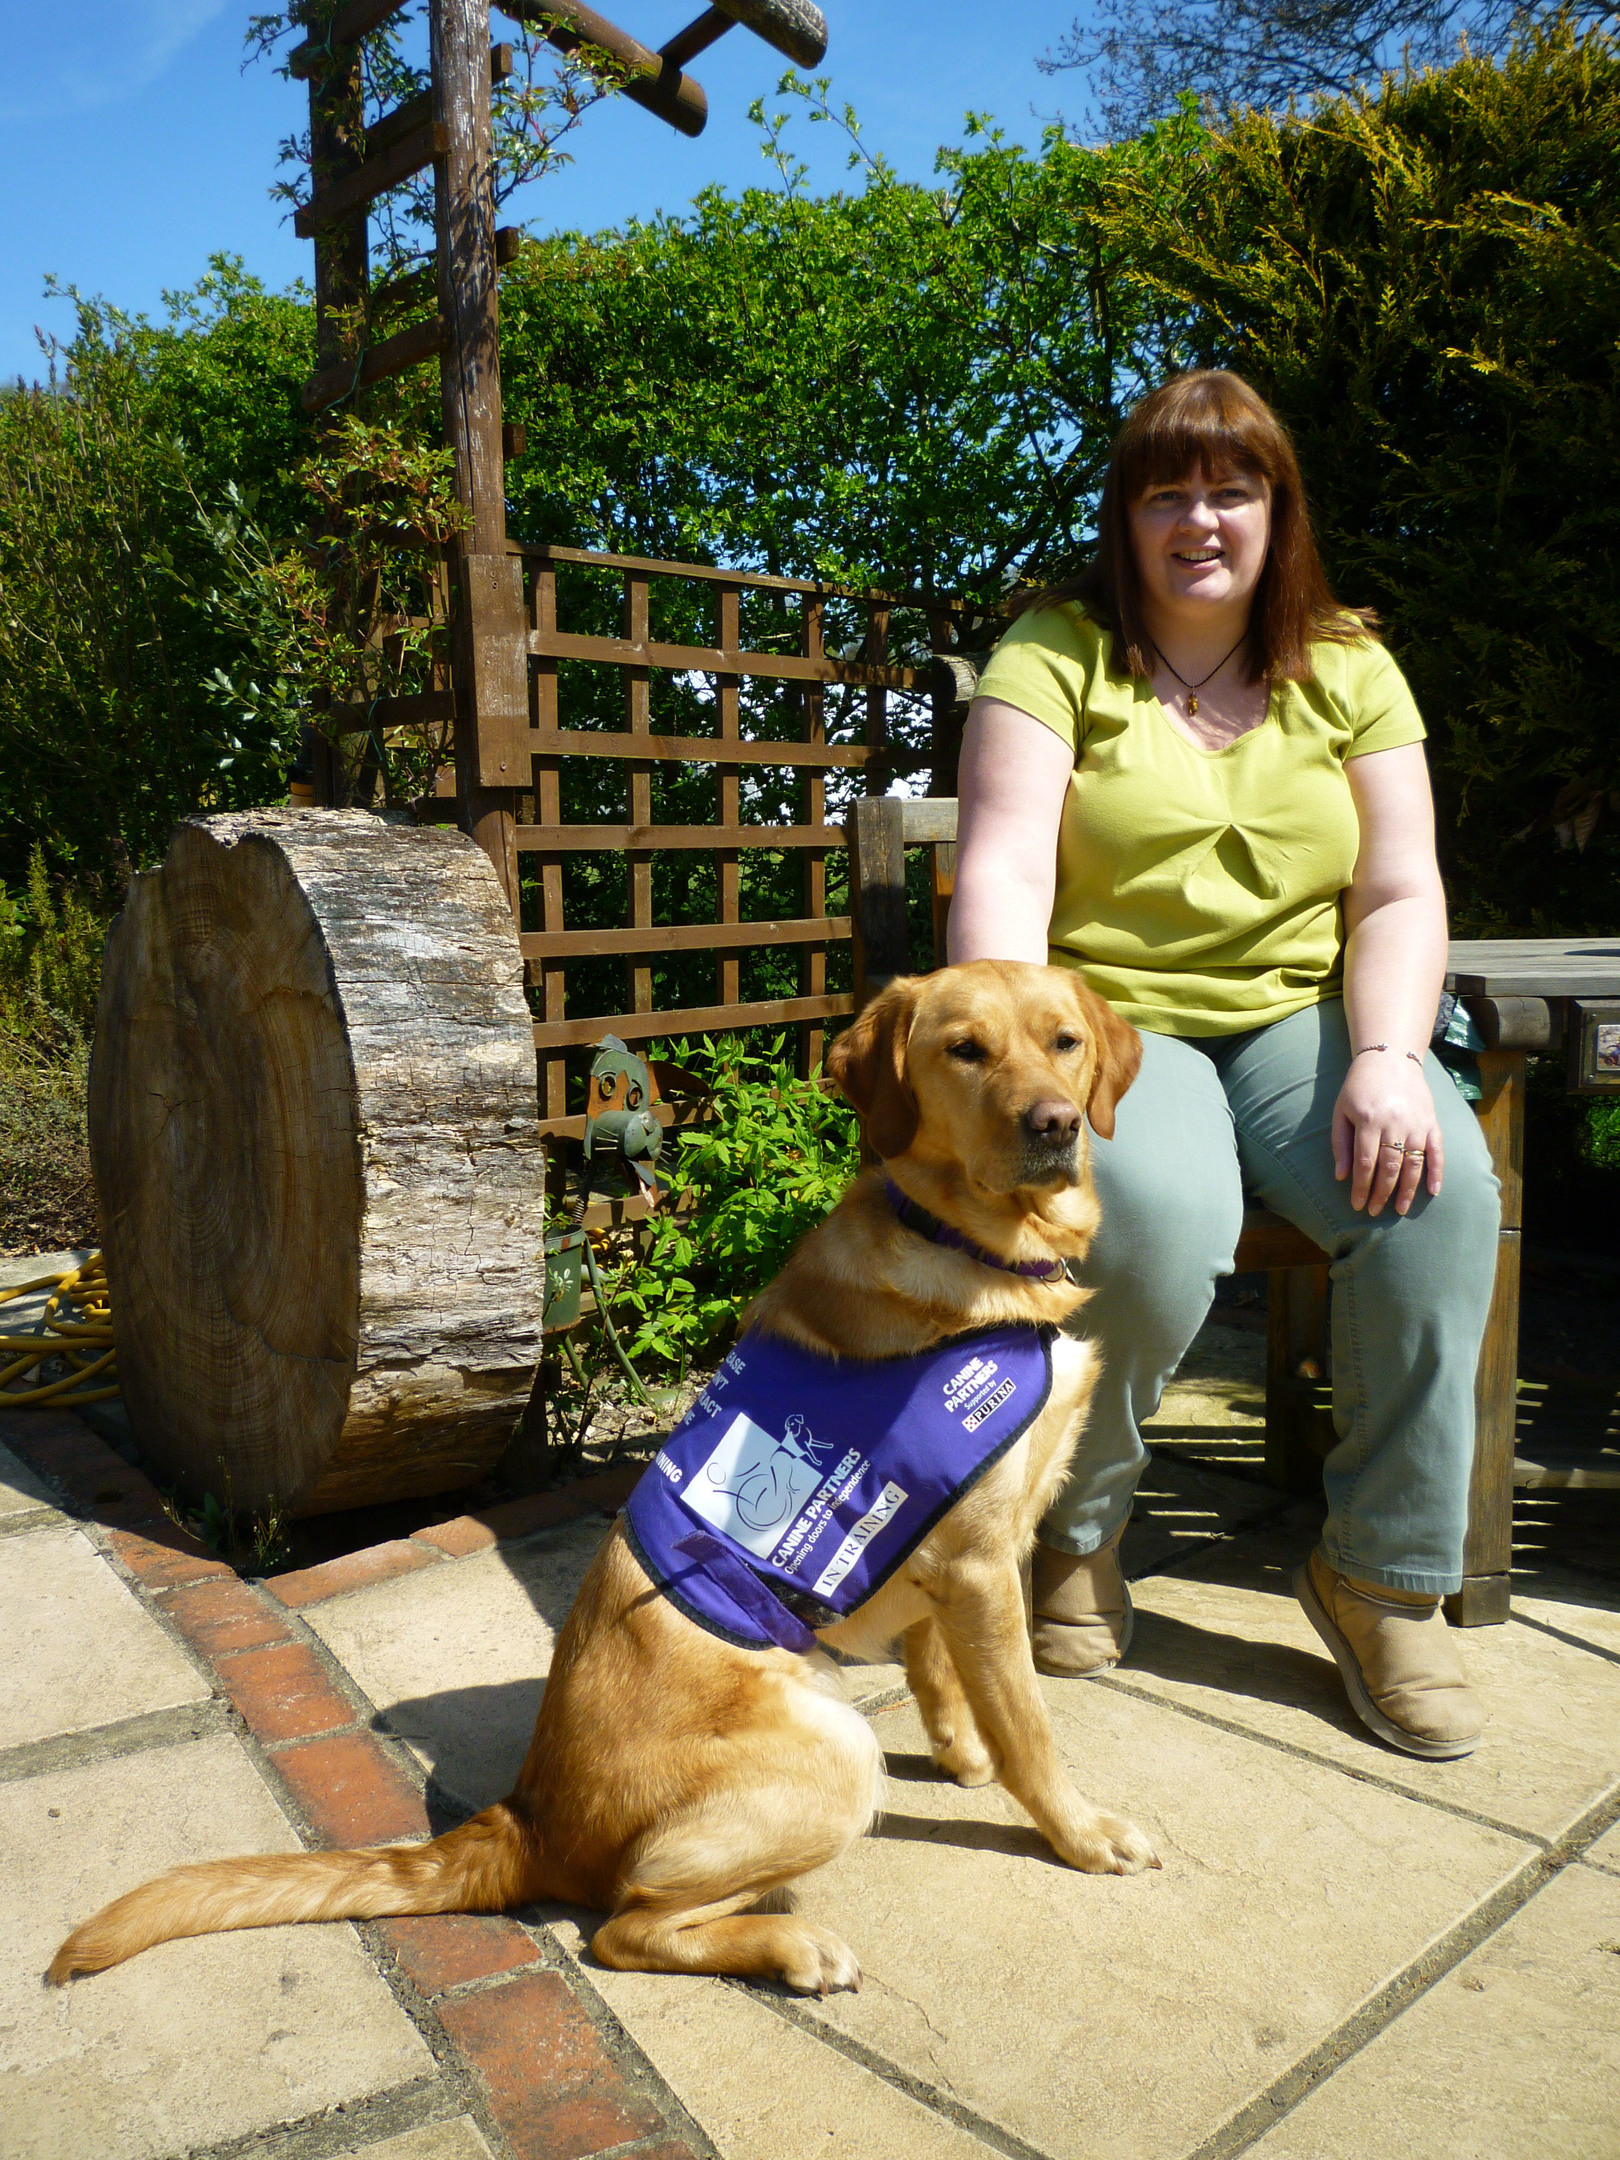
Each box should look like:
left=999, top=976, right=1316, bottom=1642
left=47, top=1796, right=558, bottom=1984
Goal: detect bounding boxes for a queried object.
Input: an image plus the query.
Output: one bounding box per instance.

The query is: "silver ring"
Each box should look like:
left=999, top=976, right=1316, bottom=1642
left=1403, top=1145, right=1426, bottom=1158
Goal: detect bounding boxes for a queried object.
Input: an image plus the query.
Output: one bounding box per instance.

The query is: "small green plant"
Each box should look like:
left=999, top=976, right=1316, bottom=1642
left=594, top=1034, right=859, bottom=1371
left=187, top=1458, right=291, bottom=1574
left=1583, top=1097, right=1620, bottom=1174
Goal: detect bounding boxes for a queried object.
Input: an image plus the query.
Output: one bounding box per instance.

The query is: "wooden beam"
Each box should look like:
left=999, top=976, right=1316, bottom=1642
left=326, top=690, right=458, bottom=735
left=365, top=46, right=512, bottom=161
left=520, top=914, right=852, bottom=959
left=516, top=540, right=987, bottom=611
left=497, top=0, right=708, bottom=137
left=295, top=120, right=447, bottom=236
left=534, top=991, right=852, bottom=1050
left=526, top=625, right=932, bottom=689
left=371, top=222, right=521, bottom=319
left=515, top=822, right=848, bottom=852
left=302, top=313, right=445, bottom=413
left=364, top=89, right=434, bottom=160
left=898, top=797, right=961, bottom=845
left=529, top=726, right=872, bottom=769
left=658, top=6, right=734, bottom=65
left=289, top=0, right=410, bottom=76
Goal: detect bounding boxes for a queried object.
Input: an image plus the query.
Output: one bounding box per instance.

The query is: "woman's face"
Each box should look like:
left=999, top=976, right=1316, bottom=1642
left=1128, top=462, right=1272, bottom=627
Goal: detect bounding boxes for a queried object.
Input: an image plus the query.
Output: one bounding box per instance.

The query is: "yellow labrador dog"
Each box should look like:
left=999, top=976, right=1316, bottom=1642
left=51, top=960, right=1158, bottom=1998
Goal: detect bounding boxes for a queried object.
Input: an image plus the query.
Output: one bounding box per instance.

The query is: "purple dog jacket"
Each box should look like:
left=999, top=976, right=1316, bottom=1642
left=624, top=1325, right=1056, bottom=1653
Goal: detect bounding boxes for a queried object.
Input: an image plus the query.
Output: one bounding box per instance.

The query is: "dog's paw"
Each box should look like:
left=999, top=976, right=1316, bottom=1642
left=1060, top=1810, right=1161, bottom=1876
left=933, top=1738, right=996, bottom=1787
left=777, top=1923, right=862, bottom=1996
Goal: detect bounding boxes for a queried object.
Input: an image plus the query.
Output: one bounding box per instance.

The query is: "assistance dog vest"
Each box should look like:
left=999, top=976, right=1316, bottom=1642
left=624, top=1325, right=1056, bottom=1654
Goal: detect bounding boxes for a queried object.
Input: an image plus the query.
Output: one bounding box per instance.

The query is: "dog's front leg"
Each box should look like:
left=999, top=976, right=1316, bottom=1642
left=902, top=1618, right=994, bottom=1786
left=932, top=1557, right=1159, bottom=1875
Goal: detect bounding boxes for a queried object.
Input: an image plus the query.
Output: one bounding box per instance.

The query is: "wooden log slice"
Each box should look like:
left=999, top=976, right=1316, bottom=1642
left=89, top=809, right=544, bottom=1517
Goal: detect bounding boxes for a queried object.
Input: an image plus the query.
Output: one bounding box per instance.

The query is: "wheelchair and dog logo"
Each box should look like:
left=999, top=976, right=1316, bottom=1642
left=683, top=1410, right=834, bottom=1558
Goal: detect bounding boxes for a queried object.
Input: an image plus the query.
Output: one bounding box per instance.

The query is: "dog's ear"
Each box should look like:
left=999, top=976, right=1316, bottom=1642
left=1068, top=973, right=1141, bottom=1140
left=825, top=978, right=923, bottom=1160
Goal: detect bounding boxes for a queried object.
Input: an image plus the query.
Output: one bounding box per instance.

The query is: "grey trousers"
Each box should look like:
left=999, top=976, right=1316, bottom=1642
left=1047, top=998, right=1501, bottom=1597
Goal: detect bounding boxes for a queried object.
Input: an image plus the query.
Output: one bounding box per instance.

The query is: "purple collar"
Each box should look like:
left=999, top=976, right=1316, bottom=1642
left=884, top=1180, right=1070, bottom=1285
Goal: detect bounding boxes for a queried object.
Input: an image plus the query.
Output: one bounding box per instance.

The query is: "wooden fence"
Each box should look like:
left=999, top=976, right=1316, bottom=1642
left=503, top=543, right=981, bottom=1189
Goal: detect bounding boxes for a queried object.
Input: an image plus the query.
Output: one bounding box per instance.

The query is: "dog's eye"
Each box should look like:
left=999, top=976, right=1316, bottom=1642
left=1054, top=1033, right=1081, bottom=1054
left=946, top=1039, right=987, bottom=1063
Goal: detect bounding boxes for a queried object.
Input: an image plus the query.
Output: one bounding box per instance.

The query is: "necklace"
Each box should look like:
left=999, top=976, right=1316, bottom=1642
left=1149, top=633, right=1247, bottom=717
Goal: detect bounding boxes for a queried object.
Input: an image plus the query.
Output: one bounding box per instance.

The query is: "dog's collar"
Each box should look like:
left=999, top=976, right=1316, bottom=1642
left=883, top=1180, right=1071, bottom=1285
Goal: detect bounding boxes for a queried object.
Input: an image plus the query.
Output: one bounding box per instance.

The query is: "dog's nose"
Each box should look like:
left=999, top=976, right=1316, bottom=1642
left=1022, top=1097, right=1082, bottom=1146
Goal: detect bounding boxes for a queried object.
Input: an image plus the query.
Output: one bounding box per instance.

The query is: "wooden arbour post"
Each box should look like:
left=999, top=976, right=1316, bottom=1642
left=433, top=0, right=526, bottom=915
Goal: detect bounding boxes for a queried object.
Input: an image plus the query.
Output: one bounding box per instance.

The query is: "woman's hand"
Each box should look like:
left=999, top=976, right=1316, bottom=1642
left=1332, top=1050, right=1443, bottom=1215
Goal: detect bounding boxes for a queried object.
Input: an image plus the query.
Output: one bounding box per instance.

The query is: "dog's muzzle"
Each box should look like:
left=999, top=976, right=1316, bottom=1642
left=1016, top=1097, right=1082, bottom=1185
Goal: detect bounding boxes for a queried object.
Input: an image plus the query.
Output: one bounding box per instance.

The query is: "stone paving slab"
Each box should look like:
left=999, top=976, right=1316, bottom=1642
left=340, top=2124, right=495, bottom=2160
left=0, top=1439, right=58, bottom=1525
left=0, top=1732, right=433, bottom=2160
left=545, top=1933, right=996, bottom=2160
left=1247, top=1862, right=1620, bottom=2160
left=301, top=1520, right=610, bottom=1811
left=0, top=1250, right=92, bottom=1295
left=0, top=1523, right=209, bottom=1750
left=793, top=1693, right=1533, bottom=2160
left=1118, top=1520, right=1620, bottom=1844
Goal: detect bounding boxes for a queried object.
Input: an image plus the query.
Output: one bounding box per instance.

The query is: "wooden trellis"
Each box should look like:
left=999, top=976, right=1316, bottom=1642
left=511, top=545, right=979, bottom=1142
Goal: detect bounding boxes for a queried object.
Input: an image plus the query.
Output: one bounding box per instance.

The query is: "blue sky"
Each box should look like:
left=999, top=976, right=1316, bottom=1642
left=1, top=2, right=1092, bottom=385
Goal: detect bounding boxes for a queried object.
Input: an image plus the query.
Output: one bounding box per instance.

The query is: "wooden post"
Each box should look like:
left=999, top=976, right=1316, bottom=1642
left=625, top=570, right=654, bottom=1019
left=432, top=0, right=525, bottom=914
left=305, top=9, right=369, bottom=810
left=532, top=560, right=567, bottom=1198
left=863, top=602, right=890, bottom=796
left=848, top=795, right=908, bottom=1009
left=715, top=585, right=742, bottom=1015
left=800, top=593, right=827, bottom=1076
left=1446, top=1033, right=1528, bottom=1625
left=1264, top=1264, right=1334, bottom=1494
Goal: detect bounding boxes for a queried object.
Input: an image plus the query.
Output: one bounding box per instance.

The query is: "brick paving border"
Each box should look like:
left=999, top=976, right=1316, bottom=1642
left=0, top=1406, right=704, bottom=2160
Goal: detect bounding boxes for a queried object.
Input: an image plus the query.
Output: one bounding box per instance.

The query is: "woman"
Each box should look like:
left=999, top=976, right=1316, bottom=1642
left=951, top=370, right=1499, bottom=1761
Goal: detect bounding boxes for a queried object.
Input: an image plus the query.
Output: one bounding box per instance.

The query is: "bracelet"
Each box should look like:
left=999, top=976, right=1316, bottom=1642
left=1352, top=1042, right=1423, bottom=1066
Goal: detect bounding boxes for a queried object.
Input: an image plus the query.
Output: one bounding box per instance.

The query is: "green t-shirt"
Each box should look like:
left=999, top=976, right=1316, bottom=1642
left=972, top=604, right=1427, bottom=1036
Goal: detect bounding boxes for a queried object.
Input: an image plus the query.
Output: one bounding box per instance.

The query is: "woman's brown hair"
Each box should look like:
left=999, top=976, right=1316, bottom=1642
left=1028, top=370, right=1376, bottom=683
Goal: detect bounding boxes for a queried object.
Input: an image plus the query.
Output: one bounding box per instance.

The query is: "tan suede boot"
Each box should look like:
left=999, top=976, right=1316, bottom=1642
left=1294, top=1551, right=1483, bottom=1760
left=1031, top=1525, right=1133, bottom=1676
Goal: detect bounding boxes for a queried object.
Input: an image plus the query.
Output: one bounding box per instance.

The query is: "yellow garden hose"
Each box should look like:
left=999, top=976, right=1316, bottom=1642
left=0, top=1253, right=119, bottom=1407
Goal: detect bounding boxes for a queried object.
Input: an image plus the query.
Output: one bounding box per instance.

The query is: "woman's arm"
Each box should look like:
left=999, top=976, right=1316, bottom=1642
left=946, top=698, right=1075, bottom=964
left=1337, top=742, right=1450, bottom=1216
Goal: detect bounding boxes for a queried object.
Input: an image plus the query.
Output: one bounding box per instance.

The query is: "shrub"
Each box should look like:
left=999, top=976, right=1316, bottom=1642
left=597, top=1036, right=861, bottom=1370
left=0, top=849, right=110, bottom=1252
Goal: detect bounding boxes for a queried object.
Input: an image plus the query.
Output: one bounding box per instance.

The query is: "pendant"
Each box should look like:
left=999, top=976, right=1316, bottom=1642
left=1187, top=693, right=1199, bottom=716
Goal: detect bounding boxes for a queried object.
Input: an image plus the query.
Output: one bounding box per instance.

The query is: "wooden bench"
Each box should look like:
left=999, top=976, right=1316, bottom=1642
left=845, top=795, right=1520, bottom=1626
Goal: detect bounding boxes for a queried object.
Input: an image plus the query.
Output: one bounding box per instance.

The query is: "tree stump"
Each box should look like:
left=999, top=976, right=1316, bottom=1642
left=89, top=809, right=545, bottom=1518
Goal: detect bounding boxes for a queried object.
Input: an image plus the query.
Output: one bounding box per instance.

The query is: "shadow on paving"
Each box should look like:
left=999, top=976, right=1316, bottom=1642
left=370, top=1440, right=1620, bottom=1851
